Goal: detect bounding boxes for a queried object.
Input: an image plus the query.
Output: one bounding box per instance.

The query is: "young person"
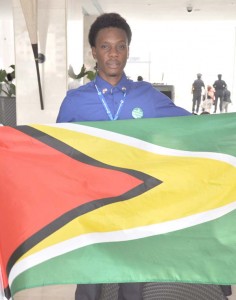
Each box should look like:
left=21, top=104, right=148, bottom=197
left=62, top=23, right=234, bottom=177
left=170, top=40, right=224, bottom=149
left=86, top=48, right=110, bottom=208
left=57, top=13, right=190, bottom=123
left=57, top=12, right=191, bottom=300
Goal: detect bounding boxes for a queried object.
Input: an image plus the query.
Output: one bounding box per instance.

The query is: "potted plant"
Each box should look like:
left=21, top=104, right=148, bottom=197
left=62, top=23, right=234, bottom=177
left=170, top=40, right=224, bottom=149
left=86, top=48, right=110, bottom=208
left=0, top=65, right=16, bottom=126
left=68, top=64, right=96, bottom=89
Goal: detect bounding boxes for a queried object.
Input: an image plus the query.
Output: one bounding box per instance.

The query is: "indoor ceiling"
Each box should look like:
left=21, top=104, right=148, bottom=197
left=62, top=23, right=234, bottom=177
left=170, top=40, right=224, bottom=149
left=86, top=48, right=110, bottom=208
left=81, top=0, right=236, bottom=22
left=1, top=0, right=236, bottom=22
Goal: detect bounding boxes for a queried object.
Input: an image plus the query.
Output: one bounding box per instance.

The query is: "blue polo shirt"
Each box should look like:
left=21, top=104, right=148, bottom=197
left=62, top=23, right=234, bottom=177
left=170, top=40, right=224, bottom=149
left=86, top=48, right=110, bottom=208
left=56, top=73, right=190, bottom=122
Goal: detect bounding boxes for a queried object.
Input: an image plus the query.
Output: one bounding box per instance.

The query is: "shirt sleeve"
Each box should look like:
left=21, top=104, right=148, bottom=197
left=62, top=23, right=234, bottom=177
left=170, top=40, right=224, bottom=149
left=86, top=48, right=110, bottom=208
left=56, top=92, right=78, bottom=123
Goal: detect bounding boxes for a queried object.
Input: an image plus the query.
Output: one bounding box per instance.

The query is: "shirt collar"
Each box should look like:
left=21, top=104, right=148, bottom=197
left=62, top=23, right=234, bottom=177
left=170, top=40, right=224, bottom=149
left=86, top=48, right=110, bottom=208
left=94, top=73, right=130, bottom=94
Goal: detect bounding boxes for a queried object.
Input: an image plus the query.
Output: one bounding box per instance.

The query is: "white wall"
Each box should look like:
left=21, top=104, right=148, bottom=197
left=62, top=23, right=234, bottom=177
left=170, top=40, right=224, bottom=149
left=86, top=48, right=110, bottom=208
left=0, top=21, right=15, bottom=70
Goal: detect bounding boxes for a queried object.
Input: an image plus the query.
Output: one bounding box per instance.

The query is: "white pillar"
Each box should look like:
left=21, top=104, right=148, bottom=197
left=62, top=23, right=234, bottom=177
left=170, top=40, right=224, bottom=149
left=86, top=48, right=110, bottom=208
left=67, top=0, right=84, bottom=86
left=12, top=0, right=67, bottom=125
left=83, top=15, right=96, bottom=83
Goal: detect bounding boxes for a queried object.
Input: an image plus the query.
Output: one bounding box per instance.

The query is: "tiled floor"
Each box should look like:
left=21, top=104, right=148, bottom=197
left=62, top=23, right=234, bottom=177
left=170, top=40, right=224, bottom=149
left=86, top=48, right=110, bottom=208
left=14, top=284, right=75, bottom=300
left=14, top=284, right=236, bottom=300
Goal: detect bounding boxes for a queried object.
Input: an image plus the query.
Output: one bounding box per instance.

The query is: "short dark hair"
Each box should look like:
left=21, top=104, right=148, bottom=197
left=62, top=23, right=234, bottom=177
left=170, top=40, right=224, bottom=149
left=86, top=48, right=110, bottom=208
left=6, top=73, right=13, bottom=82
left=137, top=76, right=143, bottom=81
left=88, top=13, right=132, bottom=47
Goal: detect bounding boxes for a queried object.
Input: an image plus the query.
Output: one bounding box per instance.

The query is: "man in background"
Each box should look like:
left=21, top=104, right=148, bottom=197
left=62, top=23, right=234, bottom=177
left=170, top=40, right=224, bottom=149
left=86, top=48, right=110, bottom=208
left=137, top=75, right=143, bottom=81
left=191, top=73, right=205, bottom=114
left=213, top=74, right=227, bottom=113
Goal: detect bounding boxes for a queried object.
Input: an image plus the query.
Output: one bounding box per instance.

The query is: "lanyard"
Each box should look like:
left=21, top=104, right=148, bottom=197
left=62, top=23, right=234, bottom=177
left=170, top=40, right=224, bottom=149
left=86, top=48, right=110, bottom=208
left=94, top=83, right=126, bottom=121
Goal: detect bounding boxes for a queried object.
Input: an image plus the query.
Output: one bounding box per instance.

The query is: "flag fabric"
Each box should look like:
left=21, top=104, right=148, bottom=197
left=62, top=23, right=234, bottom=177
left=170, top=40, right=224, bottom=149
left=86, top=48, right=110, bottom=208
left=0, top=113, right=236, bottom=299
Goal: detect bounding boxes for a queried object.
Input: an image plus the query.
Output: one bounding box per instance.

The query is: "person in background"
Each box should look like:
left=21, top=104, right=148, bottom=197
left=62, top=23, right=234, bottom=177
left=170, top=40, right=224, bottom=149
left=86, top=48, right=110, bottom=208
left=191, top=73, right=205, bottom=114
left=57, top=12, right=191, bottom=300
left=213, top=74, right=227, bottom=113
left=222, top=87, right=232, bottom=113
left=201, top=85, right=215, bottom=113
left=137, top=75, right=143, bottom=81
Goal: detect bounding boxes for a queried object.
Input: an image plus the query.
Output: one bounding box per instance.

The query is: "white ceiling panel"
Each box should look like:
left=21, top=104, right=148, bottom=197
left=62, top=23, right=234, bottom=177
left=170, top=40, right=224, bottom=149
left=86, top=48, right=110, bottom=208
left=81, top=0, right=236, bottom=22
left=1, top=0, right=236, bottom=22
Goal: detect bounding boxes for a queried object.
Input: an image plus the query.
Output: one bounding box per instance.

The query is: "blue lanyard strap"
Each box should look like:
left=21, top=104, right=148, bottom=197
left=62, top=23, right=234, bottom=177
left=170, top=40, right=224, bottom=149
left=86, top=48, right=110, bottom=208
left=94, top=83, right=126, bottom=121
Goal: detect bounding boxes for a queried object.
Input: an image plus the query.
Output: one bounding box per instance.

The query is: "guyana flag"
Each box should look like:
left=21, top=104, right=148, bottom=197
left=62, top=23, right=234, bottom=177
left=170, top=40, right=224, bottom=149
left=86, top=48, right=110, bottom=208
left=0, top=113, right=236, bottom=299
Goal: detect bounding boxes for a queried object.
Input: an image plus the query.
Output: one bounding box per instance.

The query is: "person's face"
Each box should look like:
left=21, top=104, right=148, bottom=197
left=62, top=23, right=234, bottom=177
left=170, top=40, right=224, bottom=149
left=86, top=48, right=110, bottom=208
left=92, top=27, right=129, bottom=85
